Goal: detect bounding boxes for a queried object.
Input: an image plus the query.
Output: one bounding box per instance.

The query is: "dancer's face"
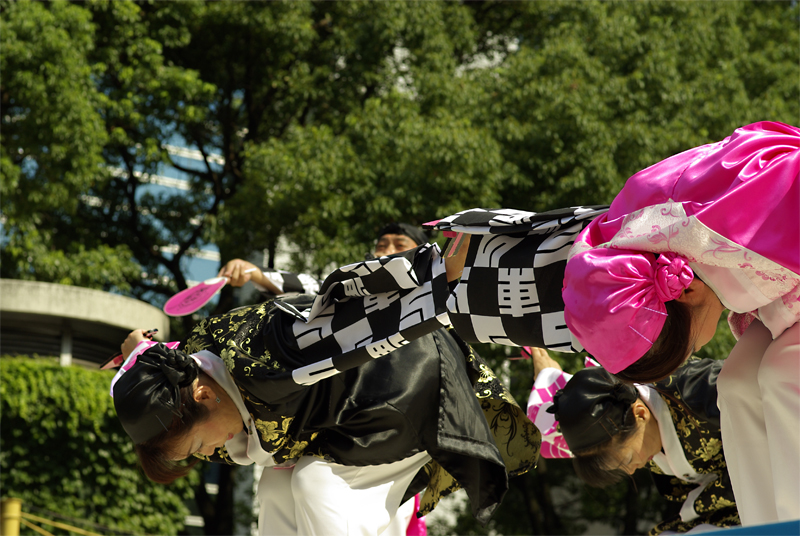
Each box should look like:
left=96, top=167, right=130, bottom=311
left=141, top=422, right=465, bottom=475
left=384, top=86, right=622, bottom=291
left=374, top=234, right=417, bottom=256
left=680, top=279, right=726, bottom=353
left=605, top=401, right=662, bottom=475
left=170, top=384, right=244, bottom=460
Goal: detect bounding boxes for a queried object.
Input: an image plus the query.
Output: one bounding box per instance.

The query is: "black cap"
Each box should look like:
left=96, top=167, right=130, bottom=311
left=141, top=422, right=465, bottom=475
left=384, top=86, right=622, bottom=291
left=547, top=367, right=638, bottom=452
left=112, top=345, right=199, bottom=444
left=377, top=222, right=429, bottom=248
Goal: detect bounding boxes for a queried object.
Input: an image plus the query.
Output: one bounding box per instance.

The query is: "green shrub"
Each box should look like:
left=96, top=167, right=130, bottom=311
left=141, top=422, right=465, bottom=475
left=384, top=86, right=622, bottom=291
left=0, top=356, right=197, bottom=535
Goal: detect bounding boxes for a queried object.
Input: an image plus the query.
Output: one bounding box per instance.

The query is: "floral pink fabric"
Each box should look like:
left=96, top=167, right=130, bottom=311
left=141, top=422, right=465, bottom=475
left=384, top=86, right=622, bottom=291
left=564, top=121, right=800, bottom=369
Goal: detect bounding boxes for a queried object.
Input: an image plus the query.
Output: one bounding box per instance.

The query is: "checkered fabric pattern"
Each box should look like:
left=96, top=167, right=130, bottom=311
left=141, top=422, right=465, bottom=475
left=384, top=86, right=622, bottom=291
left=263, top=270, right=321, bottom=295
left=432, top=206, right=609, bottom=352
left=526, top=355, right=601, bottom=459
left=281, top=243, right=451, bottom=386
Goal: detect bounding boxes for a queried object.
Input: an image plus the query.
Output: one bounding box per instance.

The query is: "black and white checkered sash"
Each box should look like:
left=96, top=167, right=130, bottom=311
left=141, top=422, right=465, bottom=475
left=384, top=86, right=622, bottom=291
left=277, top=243, right=452, bottom=386
left=432, top=206, right=609, bottom=352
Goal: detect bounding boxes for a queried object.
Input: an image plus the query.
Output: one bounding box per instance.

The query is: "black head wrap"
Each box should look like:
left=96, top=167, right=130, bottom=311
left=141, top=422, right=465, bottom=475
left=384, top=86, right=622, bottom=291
left=377, top=222, right=429, bottom=248
left=547, top=367, right=638, bottom=453
left=112, top=345, right=199, bottom=444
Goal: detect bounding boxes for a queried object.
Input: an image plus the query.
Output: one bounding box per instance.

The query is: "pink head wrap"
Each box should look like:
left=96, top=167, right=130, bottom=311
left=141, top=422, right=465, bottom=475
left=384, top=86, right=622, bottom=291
left=562, top=248, right=693, bottom=373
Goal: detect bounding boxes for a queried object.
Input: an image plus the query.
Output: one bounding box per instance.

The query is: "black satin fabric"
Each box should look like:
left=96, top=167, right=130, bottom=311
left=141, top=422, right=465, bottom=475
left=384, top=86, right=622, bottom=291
left=184, top=300, right=530, bottom=524
left=548, top=367, right=638, bottom=453
left=113, top=344, right=199, bottom=444
left=657, top=357, right=722, bottom=428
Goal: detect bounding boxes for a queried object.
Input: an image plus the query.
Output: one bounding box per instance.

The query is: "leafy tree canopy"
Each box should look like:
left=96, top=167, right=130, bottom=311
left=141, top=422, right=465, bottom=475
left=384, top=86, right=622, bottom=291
left=2, top=0, right=797, bottom=292
left=466, top=0, right=799, bottom=210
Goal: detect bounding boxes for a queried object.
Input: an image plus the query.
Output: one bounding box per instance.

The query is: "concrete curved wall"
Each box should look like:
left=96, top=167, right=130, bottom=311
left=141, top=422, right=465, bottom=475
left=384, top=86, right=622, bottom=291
left=0, top=279, right=170, bottom=367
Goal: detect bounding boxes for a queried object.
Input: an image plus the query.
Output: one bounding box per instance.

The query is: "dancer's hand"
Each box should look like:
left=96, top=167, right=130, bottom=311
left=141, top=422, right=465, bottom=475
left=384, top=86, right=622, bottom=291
left=445, top=235, right=471, bottom=282
left=530, top=347, right=562, bottom=380
left=218, top=259, right=264, bottom=287
left=121, top=329, right=148, bottom=358
left=218, top=259, right=285, bottom=294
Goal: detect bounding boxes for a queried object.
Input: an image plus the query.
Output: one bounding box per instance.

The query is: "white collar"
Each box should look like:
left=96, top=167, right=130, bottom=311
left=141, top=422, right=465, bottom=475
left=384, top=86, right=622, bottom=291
left=191, top=351, right=274, bottom=467
left=637, top=384, right=700, bottom=480
left=638, top=385, right=717, bottom=523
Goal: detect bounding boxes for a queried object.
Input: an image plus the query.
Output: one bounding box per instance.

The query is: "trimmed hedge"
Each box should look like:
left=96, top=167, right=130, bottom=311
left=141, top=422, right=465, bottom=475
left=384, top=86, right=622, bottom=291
left=1, top=356, right=197, bottom=535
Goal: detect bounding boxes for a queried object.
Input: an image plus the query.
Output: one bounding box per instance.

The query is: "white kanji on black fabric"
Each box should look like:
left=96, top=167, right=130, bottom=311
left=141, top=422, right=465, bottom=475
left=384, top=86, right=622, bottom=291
left=283, top=207, right=605, bottom=388
left=498, top=268, right=539, bottom=317
left=286, top=243, right=450, bottom=386
left=433, top=206, right=608, bottom=352
left=363, top=291, right=401, bottom=315
left=472, top=234, right=526, bottom=268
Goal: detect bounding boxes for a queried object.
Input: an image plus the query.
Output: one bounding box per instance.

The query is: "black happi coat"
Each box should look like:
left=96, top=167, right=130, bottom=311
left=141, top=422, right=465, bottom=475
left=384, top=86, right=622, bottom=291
left=647, top=359, right=739, bottom=535
left=182, top=298, right=540, bottom=524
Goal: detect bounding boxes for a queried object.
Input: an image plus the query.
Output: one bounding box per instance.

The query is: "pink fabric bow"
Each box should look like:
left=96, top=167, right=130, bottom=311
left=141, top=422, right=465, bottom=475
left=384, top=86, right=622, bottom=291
left=654, top=253, right=693, bottom=302
left=563, top=247, right=695, bottom=373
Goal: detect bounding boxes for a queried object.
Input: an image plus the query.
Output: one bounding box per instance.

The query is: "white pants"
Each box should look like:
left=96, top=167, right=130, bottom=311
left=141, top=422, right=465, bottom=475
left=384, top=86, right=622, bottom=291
left=717, top=320, right=800, bottom=525
left=257, top=452, right=430, bottom=536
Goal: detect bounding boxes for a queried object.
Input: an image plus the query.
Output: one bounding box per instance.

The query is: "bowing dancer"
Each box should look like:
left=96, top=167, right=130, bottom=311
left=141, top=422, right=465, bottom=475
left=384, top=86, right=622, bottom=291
left=426, top=122, right=799, bottom=524
left=559, top=121, right=799, bottom=524
left=526, top=347, right=739, bottom=535
left=214, top=222, right=435, bottom=536
left=111, top=242, right=540, bottom=536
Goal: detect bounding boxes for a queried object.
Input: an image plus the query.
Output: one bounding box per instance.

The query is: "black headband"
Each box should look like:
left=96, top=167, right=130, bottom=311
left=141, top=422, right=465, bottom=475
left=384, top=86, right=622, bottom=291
left=112, top=345, right=199, bottom=444
left=377, top=222, right=429, bottom=248
left=547, top=367, right=638, bottom=452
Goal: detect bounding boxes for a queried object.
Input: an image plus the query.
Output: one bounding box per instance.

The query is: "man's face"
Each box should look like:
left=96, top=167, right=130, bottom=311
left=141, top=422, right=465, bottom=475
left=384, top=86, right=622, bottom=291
left=374, top=233, right=418, bottom=256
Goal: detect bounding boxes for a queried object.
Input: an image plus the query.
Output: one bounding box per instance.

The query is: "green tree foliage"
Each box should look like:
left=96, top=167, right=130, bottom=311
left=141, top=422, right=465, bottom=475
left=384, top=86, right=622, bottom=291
left=178, top=0, right=513, bottom=272
left=3, top=0, right=797, bottom=289
left=1, top=0, right=213, bottom=301
left=464, top=0, right=800, bottom=210
left=0, top=357, right=197, bottom=535
left=230, top=97, right=511, bottom=271
left=225, top=0, right=800, bottom=274
left=0, top=0, right=141, bottom=291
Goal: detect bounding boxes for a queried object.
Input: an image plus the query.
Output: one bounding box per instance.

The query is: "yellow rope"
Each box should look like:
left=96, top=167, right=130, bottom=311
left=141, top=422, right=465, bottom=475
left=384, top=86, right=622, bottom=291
left=20, top=512, right=103, bottom=536
left=19, top=518, right=54, bottom=536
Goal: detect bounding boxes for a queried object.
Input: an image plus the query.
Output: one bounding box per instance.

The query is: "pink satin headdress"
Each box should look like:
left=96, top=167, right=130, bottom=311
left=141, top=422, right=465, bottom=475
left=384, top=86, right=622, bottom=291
left=562, top=248, right=693, bottom=373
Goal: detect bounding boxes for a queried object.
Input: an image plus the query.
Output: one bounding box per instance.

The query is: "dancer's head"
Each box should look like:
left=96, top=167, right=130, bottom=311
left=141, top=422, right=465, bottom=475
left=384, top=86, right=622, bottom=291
left=548, top=367, right=662, bottom=487
left=374, top=223, right=428, bottom=256
left=563, top=249, right=723, bottom=383
left=111, top=346, right=242, bottom=483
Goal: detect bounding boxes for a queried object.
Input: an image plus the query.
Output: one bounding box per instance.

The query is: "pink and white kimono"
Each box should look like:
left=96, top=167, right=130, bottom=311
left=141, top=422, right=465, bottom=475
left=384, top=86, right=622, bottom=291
left=567, top=121, right=800, bottom=524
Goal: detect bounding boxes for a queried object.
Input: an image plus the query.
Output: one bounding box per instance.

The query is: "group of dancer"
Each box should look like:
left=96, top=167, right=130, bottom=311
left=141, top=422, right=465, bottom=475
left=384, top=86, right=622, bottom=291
left=110, top=120, right=799, bottom=535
